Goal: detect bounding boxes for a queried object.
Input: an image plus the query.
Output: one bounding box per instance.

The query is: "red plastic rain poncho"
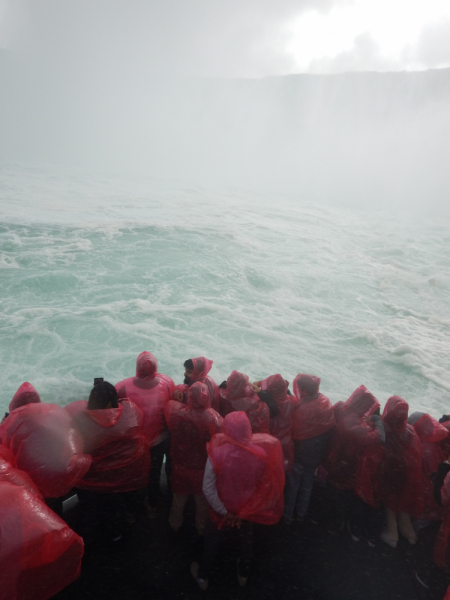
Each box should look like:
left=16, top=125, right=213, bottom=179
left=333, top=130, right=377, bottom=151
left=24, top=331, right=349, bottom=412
left=165, top=382, right=223, bottom=495
left=0, top=470, right=84, bottom=600
left=188, top=357, right=220, bottom=412
left=219, top=371, right=270, bottom=433
left=263, top=374, right=298, bottom=472
left=207, top=411, right=285, bottom=526
left=326, top=385, right=381, bottom=491
left=378, top=396, right=424, bottom=516
left=1, top=403, right=92, bottom=498
left=9, top=382, right=41, bottom=413
left=292, top=374, right=335, bottom=441
left=412, top=413, right=448, bottom=520
left=115, top=351, right=175, bottom=447
left=69, top=399, right=150, bottom=493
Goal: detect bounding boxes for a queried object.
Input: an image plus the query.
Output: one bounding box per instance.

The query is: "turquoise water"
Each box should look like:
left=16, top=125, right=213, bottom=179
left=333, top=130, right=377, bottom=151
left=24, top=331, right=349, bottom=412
left=1, top=164, right=449, bottom=416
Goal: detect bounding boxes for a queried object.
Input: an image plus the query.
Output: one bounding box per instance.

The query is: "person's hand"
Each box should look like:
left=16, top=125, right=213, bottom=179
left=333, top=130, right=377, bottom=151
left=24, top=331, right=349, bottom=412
left=250, top=382, right=261, bottom=393
left=224, top=511, right=240, bottom=527
left=173, top=390, right=183, bottom=402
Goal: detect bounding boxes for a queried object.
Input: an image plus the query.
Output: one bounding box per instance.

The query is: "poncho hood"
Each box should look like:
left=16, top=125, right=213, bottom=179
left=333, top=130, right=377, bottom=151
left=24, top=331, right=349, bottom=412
left=86, top=403, right=124, bottom=427
left=136, top=351, right=158, bottom=380
left=191, top=356, right=213, bottom=383
left=9, top=382, right=41, bottom=412
left=344, top=385, right=379, bottom=417
left=187, top=381, right=211, bottom=410
left=223, top=411, right=252, bottom=445
left=263, top=374, right=287, bottom=406
left=225, top=371, right=251, bottom=400
left=382, top=395, right=409, bottom=433
left=293, top=374, right=321, bottom=401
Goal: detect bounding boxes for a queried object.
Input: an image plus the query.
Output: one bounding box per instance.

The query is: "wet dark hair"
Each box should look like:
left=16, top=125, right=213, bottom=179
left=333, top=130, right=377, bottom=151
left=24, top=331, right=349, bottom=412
left=184, top=359, right=194, bottom=370
left=88, top=381, right=119, bottom=410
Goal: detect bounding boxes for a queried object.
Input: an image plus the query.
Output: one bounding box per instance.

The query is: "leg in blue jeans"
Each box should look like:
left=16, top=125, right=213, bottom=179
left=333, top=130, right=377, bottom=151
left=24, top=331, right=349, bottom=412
left=296, top=464, right=317, bottom=519
left=283, top=463, right=305, bottom=521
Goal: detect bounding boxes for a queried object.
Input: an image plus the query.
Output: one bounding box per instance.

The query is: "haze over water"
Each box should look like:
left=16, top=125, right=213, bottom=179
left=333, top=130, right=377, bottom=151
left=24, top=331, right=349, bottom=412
left=0, top=163, right=449, bottom=416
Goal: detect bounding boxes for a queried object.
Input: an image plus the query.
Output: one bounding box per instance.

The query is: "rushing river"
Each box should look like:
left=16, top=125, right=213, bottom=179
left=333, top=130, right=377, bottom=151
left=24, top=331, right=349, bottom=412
left=0, top=164, right=449, bottom=416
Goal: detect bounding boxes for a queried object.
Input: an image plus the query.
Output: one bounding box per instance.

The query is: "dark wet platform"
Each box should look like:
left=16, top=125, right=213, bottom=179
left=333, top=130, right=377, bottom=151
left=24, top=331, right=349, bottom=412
left=55, top=479, right=450, bottom=600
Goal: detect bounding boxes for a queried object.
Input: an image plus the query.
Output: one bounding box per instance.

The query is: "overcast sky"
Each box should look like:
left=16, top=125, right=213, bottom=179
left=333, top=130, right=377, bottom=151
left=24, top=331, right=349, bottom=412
left=1, top=0, right=450, bottom=77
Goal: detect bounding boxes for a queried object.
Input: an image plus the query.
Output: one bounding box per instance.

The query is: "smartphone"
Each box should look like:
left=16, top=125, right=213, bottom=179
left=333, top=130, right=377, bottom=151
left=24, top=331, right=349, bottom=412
left=94, top=377, right=104, bottom=386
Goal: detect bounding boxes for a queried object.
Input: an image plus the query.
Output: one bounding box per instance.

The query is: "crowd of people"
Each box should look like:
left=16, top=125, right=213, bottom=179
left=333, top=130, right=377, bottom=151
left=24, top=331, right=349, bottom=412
left=1, top=351, right=450, bottom=598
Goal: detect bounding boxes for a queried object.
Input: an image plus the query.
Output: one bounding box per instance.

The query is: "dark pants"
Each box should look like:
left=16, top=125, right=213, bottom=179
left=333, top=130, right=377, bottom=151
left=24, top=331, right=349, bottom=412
left=198, top=518, right=254, bottom=580
left=148, top=436, right=171, bottom=506
left=75, top=489, right=127, bottom=545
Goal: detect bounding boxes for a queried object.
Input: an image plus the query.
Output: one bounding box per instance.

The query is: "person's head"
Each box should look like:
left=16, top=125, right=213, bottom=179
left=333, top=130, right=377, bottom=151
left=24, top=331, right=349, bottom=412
left=88, top=381, right=119, bottom=410
left=265, top=374, right=288, bottom=404
left=184, top=359, right=194, bottom=384
left=223, top=411, right=252, bottom=445
left=187, top=381, right=210, bottom=410
left=225, top=371, right=249, bottom=400
left=293, top=374, right=321, bottom=400
left=9, top=382, right=41, bottom=412
left=136, top=351, right=158, bottom=380
left=382, top=396, right=409, bottom=433
left=345, top=385, right=379, bottom=417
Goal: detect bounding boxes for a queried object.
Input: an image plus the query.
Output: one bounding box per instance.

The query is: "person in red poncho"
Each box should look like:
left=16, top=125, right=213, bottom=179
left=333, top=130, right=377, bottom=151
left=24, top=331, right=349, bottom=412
left=0, top=381, right=42, bottom=442
left=218, top=371, right=270, bottom=433
left=115, top=351, right=175, bottom=513
left=324, top=385, right=385, bottom=538
left=69, top=381, right=150, bottom=544
left=191, top=411, right=284, bottom=590
left=165, top=381, right=223, bottom=536
left=173, top=357, right=220, bottom=412
left=409, top=412, right=449, bottom=522
left=378, top=395, right=424, bottom=548
left=251, top=374, right=297, bottom=472
left=283, top=374, right=335, bottom=524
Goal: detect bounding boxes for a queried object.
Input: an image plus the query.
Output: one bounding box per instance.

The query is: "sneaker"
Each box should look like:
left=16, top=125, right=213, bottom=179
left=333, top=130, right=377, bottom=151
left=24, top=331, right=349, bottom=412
left=380, top=530, right=398, bottom=548
left=347, top=520, right=361, bottom=542
left=237, top=559, right=249, bottom=587
left=190, top=562, right=208, bottom=591
left=415, top=571, right=430, bottom=589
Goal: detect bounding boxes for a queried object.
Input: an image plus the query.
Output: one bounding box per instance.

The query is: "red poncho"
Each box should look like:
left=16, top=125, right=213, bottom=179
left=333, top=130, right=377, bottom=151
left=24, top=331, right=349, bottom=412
left=263, top=374, right=298, bottom=472
left=115, top=351, right=175, bottom=447
left=413, top=414, right=448, bottom=520
left=9, top=382, right=41, bottom=413
left=207, top=411, right=285, bottom=526
left=188, top=356, right=220, bottom=412
left=219, top=371, right=270, bottom=433
left=378, top=396, right=424, bottom=516
left=165, top=382, right=223, bottom=495
left=1, top=403, right=92, bottom=498
left=326, top=385, right=381, bottom=491
left=69, top=399, right=150, bottom=493
left=292, top=374, right=335, bottom=441
left=0, top=457, right=84, bottom=600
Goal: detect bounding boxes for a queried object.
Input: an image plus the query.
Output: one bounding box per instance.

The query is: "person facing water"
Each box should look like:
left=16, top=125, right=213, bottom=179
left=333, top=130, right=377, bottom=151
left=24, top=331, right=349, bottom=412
left=115, top=351, right=175, bottom=512
left=173, top=357, right=220, bottom=412
left=218, top=370, right=270, bottom=433
left=283, top=373, right=335, bottom=524
left=67, top=381, right=150, bottom=544
left=165, top=381, right=223, bottom=536
left=191, top=411, right=284, bottom=590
